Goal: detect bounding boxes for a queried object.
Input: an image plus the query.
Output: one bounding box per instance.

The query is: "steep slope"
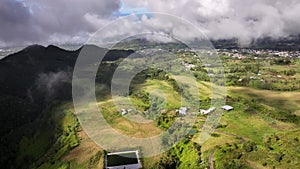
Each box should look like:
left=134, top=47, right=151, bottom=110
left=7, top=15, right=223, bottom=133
left=0, top=44, right=134, bottom=169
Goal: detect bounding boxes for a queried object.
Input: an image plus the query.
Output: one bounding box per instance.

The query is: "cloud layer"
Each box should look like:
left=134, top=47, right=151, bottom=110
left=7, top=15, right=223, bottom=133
left=0, top=0, right=120, bottom=47
left=124, top=0, right=300, bottom=45
left=1, top=0, right=300, bottom=47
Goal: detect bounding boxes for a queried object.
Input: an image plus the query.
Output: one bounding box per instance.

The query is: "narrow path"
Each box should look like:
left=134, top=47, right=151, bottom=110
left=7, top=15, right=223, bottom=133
left=209, top=149, right=215, bottom=169
left=208, top=130, right=246, bottom=169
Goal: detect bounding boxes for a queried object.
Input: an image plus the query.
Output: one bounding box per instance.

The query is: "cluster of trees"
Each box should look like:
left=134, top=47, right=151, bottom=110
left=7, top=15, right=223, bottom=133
left=228, top=62, right=260, bottom=74
left=266, top=67, right=296, bottom=77
left=145, top=68, right=169, bottom=80
left=283, top=69, right=296, bottom=76
left=155, top=114, right=176, bottom=130
left=153, top=138, right=204, bottom=169
left=146, top=96, right=166, bottom=120
left=215, top=141, right=256, bottom=169
left=131, top=90, right=150, bottom=111
left=271, top=58, right=291, bottom=65
left=130, top=89, right=176, bottom=130
left=193, top=68, right=210, bottom=82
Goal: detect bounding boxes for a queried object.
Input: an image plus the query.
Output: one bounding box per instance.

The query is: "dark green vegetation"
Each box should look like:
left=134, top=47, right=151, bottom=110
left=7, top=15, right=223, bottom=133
left=0, top=45, right=78, bottom=169
left=151, top=138, right=203, bottom=169
left=0, top=101, right=80, bottom=169
left=0, top=45, right=133, bottom=169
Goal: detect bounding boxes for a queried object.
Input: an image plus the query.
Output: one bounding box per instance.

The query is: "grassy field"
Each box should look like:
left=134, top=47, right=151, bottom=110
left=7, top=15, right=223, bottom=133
left=228, top=86, right=300, bottom=114
left=97, top=98, right=162, bottom=138
left=194, top=84, right=300, bottom=168
left=61, top=51, right=300, bottom=168
left=55, top=75, right=300, bottom=169
left=99, top=78, right=299, bottom=168
left=142, top=79, right=182, bottom=108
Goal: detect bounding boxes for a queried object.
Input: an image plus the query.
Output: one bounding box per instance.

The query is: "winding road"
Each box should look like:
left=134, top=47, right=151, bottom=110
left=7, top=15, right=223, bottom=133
left=208, top=130, right=246, bottom=169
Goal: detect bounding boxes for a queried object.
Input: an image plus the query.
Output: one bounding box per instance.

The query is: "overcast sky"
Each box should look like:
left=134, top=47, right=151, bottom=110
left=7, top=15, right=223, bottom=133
left=1, top=0, right=300, bottom=47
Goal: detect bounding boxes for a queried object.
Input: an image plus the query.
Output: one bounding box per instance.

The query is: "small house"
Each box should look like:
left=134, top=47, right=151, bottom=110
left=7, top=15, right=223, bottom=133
left=177, top=107, right=188, bottom=116
left=121, top=109, right=128, bottom=116
left=200, top=107, right=216, bottom=115
left=222, top=105, right=233, bottom=111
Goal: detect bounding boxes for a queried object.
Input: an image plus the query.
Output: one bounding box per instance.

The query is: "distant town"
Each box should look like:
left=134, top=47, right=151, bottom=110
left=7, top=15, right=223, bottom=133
left=217, top=49, right=300, bottom=59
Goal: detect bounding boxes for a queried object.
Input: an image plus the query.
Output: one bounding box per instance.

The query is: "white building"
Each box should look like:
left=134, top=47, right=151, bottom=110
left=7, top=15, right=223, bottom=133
left=121, top=109, right=128, bottom=116
left=177, top=107, right=188, bottom=116
left=222, top=105, right=233, bottom=111
left=200, top=107, right=216, bottom=115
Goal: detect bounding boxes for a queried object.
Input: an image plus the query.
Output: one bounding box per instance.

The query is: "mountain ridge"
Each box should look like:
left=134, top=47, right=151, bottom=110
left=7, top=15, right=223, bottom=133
left=0, top=44, right=135, bottom=168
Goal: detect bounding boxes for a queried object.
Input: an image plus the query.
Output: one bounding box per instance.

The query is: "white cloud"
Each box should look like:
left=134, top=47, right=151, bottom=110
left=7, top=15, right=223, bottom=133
left=120, top=0, right=300, bottom=45
left=0, top=0, right=121, bottom=47
left=1, top=0, right=300, bottom=47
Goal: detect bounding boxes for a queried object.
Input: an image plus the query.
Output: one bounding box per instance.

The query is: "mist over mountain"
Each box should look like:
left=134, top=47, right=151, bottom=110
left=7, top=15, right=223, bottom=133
left=212, top=35, right=300, bottom=50
left=0, top=44, right=134, bottom=99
